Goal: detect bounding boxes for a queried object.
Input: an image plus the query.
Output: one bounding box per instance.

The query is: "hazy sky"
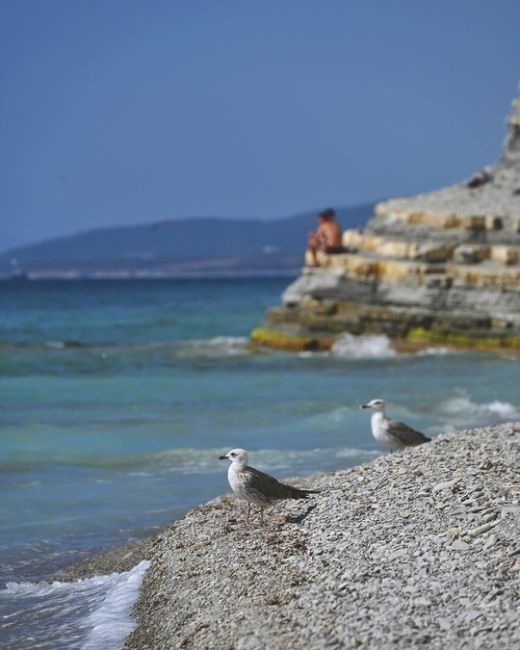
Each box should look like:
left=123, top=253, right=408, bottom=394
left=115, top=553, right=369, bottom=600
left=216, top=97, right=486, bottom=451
left=1, top=1, right=519, bottom=250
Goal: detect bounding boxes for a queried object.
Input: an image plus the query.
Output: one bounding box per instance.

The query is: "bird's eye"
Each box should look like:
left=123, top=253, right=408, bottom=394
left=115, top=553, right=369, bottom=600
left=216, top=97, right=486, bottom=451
left=230, top=452, right=236, bottom=457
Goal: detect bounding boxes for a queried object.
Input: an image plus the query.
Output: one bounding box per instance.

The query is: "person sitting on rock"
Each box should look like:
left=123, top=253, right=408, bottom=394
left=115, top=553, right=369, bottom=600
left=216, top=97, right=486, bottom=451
left=467, top=168, right=493, bottom=189
left=308, top=208, right=344, bottom=266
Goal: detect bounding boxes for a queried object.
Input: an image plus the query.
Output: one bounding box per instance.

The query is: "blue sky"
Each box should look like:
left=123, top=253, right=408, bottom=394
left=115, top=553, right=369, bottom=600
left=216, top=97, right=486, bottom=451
left=1, top=0, right=519, bottom=250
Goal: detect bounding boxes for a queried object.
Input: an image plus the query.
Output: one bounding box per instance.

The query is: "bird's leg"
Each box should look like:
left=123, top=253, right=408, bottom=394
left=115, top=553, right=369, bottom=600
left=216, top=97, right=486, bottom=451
left=260, top=507, right=264, bottom=526
left=246, top=503, right=251, bottom=525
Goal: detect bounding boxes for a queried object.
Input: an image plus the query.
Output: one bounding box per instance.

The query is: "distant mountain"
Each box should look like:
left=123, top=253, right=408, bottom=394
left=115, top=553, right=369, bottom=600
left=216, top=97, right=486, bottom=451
left=0, top=204, right=375, bottom=277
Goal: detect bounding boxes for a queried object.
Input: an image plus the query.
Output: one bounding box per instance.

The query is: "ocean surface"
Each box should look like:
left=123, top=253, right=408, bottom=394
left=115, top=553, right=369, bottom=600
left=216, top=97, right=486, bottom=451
left=1, top=278, right=520, bottom=648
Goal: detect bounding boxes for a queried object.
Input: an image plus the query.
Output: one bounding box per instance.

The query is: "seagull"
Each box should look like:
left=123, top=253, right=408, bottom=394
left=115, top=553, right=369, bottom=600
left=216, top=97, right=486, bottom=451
left=361, top=399, right=431, bottom=451
left=218, top=448, right=318, bottom=525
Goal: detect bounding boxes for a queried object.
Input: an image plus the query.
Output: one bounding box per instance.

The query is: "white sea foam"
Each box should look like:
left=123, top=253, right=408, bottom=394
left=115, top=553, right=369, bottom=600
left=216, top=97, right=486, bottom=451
left=416, top=346, right=454, bottom=356
left=439, top=395, right=520, bottom=426
left=80, top=560, right=149, bottom=650
left=205, top=336, right=250, bottom=351
left=175, top=336, right=250, bottom=358
left=44, top=340, right=66, bottom=349
left=297, top=350, right=329, bottom=358
left=146, top=444, right=377, bottom=475
left=299, top=334, right=462, bottom=360
left=4, top=560, right=149, bottom=650
left=139, top=444, right=379, bottom=477
left=335, top=447, right=381, bottom=459
left=226, top=446, right=381, bottom=475
left=331, top=334, right=397, bottom=359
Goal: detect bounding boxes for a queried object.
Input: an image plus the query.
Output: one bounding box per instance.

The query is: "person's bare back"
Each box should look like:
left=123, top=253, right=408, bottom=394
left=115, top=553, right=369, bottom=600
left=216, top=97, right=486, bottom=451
left=318, top=219, right=342, bottom=250
left=308, top=209, right=344, bottom=265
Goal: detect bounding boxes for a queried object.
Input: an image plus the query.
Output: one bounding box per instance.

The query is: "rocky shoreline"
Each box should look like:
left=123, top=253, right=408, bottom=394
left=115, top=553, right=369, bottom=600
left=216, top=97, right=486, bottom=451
left=65, top=422, right=518, bottom=649
left=253, top=91, right=520, bottom=353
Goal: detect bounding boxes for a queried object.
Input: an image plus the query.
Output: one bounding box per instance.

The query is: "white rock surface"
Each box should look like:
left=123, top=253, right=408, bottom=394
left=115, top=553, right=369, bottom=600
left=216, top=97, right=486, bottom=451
left=125, top=423, right=520, bottom=650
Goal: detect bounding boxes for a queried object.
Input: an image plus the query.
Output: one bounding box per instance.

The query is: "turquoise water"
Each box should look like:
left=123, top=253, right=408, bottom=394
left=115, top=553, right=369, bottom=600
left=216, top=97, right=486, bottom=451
left=1, top=278, right=520, bottom=648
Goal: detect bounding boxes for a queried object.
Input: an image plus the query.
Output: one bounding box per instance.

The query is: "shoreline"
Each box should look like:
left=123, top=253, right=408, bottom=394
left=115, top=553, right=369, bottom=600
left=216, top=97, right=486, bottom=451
left=0, top=270, right=301, bottom=282
left=251, top=324, right=520, bottom=354
left=58, top=422, right=520, bottom=649
left=59, top=535, right=158, bottom=583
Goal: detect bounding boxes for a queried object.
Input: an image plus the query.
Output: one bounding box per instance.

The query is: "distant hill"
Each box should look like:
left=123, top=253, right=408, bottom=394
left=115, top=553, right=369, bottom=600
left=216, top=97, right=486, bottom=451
left=0, top=204, right=375, bottom=277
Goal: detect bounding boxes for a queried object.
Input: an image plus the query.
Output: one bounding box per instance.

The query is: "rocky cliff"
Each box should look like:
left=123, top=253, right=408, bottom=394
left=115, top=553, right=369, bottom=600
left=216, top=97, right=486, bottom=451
left=252, top=90, right=520, bottom=351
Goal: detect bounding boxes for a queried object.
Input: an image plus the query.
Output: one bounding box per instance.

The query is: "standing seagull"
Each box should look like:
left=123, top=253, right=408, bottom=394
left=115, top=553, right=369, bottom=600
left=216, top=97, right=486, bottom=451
left=219, top=448, right=318, bottom=525
left=361, top=399, right=430, bottom=451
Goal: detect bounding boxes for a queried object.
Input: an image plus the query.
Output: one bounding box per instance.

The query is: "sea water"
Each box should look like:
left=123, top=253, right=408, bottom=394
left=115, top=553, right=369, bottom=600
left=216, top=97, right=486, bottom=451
left=1, top=278, right=520, bottom=648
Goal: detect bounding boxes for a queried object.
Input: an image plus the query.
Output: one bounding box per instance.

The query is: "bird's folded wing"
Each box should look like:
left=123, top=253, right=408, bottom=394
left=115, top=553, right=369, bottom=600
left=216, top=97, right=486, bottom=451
left=247, top=466, right=301, bottom=499
left=387, top=419, right=430, bottom=444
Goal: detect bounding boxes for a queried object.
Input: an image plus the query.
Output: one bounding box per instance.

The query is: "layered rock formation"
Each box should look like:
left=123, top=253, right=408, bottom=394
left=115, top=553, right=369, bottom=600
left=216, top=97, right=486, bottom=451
left=253, top=89, right=520, bottom=351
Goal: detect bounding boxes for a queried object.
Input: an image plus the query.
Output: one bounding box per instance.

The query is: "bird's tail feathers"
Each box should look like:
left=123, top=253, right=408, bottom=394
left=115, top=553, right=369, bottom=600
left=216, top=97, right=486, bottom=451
left=292, top=487, right=320, bottom=499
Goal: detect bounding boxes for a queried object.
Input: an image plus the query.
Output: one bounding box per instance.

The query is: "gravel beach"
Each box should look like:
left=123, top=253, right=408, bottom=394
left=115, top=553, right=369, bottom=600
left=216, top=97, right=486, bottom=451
left=120, top=423, right=520, bottom=649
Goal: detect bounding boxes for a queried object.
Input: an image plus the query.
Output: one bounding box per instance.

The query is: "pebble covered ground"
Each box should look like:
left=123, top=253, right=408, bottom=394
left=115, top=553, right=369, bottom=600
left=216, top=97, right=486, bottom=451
left=122, top=423, right=520, bottom=649
left=384, top=163, right=520, bottom=220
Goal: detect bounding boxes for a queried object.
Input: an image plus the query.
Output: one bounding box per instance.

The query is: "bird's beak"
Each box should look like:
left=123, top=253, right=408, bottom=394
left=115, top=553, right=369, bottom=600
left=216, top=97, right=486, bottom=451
left=218, top=455, right=228, bottom=460
left=361, top=404, right=369, bottom=409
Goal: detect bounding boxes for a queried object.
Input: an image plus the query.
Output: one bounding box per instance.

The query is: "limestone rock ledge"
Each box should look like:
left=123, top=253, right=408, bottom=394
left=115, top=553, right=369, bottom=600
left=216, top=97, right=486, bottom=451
left=253, top=90, right=520, bottom=352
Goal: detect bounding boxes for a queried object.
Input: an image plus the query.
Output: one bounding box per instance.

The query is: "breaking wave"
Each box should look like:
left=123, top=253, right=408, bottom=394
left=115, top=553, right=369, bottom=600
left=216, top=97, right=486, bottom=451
left=0, top=444, right=379, bottom=476
left=174, top=336, right=251, bottom=358
left=127, top=444, right=380, bottom=475
left=1, top=560, right=149, bottom=650
left=330, top=334, right=461, bottom=360
left=438, top=395, right=520, bottom=427
left=331, top=334, right=397, bottom=359
left=416, top=346, right=455, bottom=356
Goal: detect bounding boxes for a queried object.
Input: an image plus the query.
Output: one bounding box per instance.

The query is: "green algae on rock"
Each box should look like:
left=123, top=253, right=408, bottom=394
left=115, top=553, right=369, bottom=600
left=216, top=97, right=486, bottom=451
left=251, top=327, right=334, bottom=352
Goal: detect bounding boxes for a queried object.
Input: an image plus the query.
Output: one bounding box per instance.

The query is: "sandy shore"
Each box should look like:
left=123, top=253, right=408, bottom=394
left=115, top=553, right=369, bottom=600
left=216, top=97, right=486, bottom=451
left=61, top=423, right=520, bottom=649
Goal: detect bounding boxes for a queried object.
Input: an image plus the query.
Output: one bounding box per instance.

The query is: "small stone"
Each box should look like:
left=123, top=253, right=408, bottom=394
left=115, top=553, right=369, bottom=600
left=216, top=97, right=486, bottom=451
left=432, top=478, right=462, bottom=494
left=446, top=527, right=460, bottom=540
left=452, top=539, right=470, bottom=551
left=483, top=534, right=498, bottom=550
left=480, top=511, right=498, bottom=524
left=467, top=521, right=499, bottom=537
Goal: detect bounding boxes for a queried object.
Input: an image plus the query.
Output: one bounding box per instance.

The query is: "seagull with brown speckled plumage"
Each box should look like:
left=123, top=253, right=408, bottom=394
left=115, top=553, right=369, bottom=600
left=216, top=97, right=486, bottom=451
left=219, top=448, right=318, bottom=525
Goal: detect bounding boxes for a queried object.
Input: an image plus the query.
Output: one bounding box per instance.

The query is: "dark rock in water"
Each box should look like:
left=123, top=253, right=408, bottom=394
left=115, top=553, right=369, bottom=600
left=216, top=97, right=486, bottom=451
left=254, top=89, right=520, bottom=352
